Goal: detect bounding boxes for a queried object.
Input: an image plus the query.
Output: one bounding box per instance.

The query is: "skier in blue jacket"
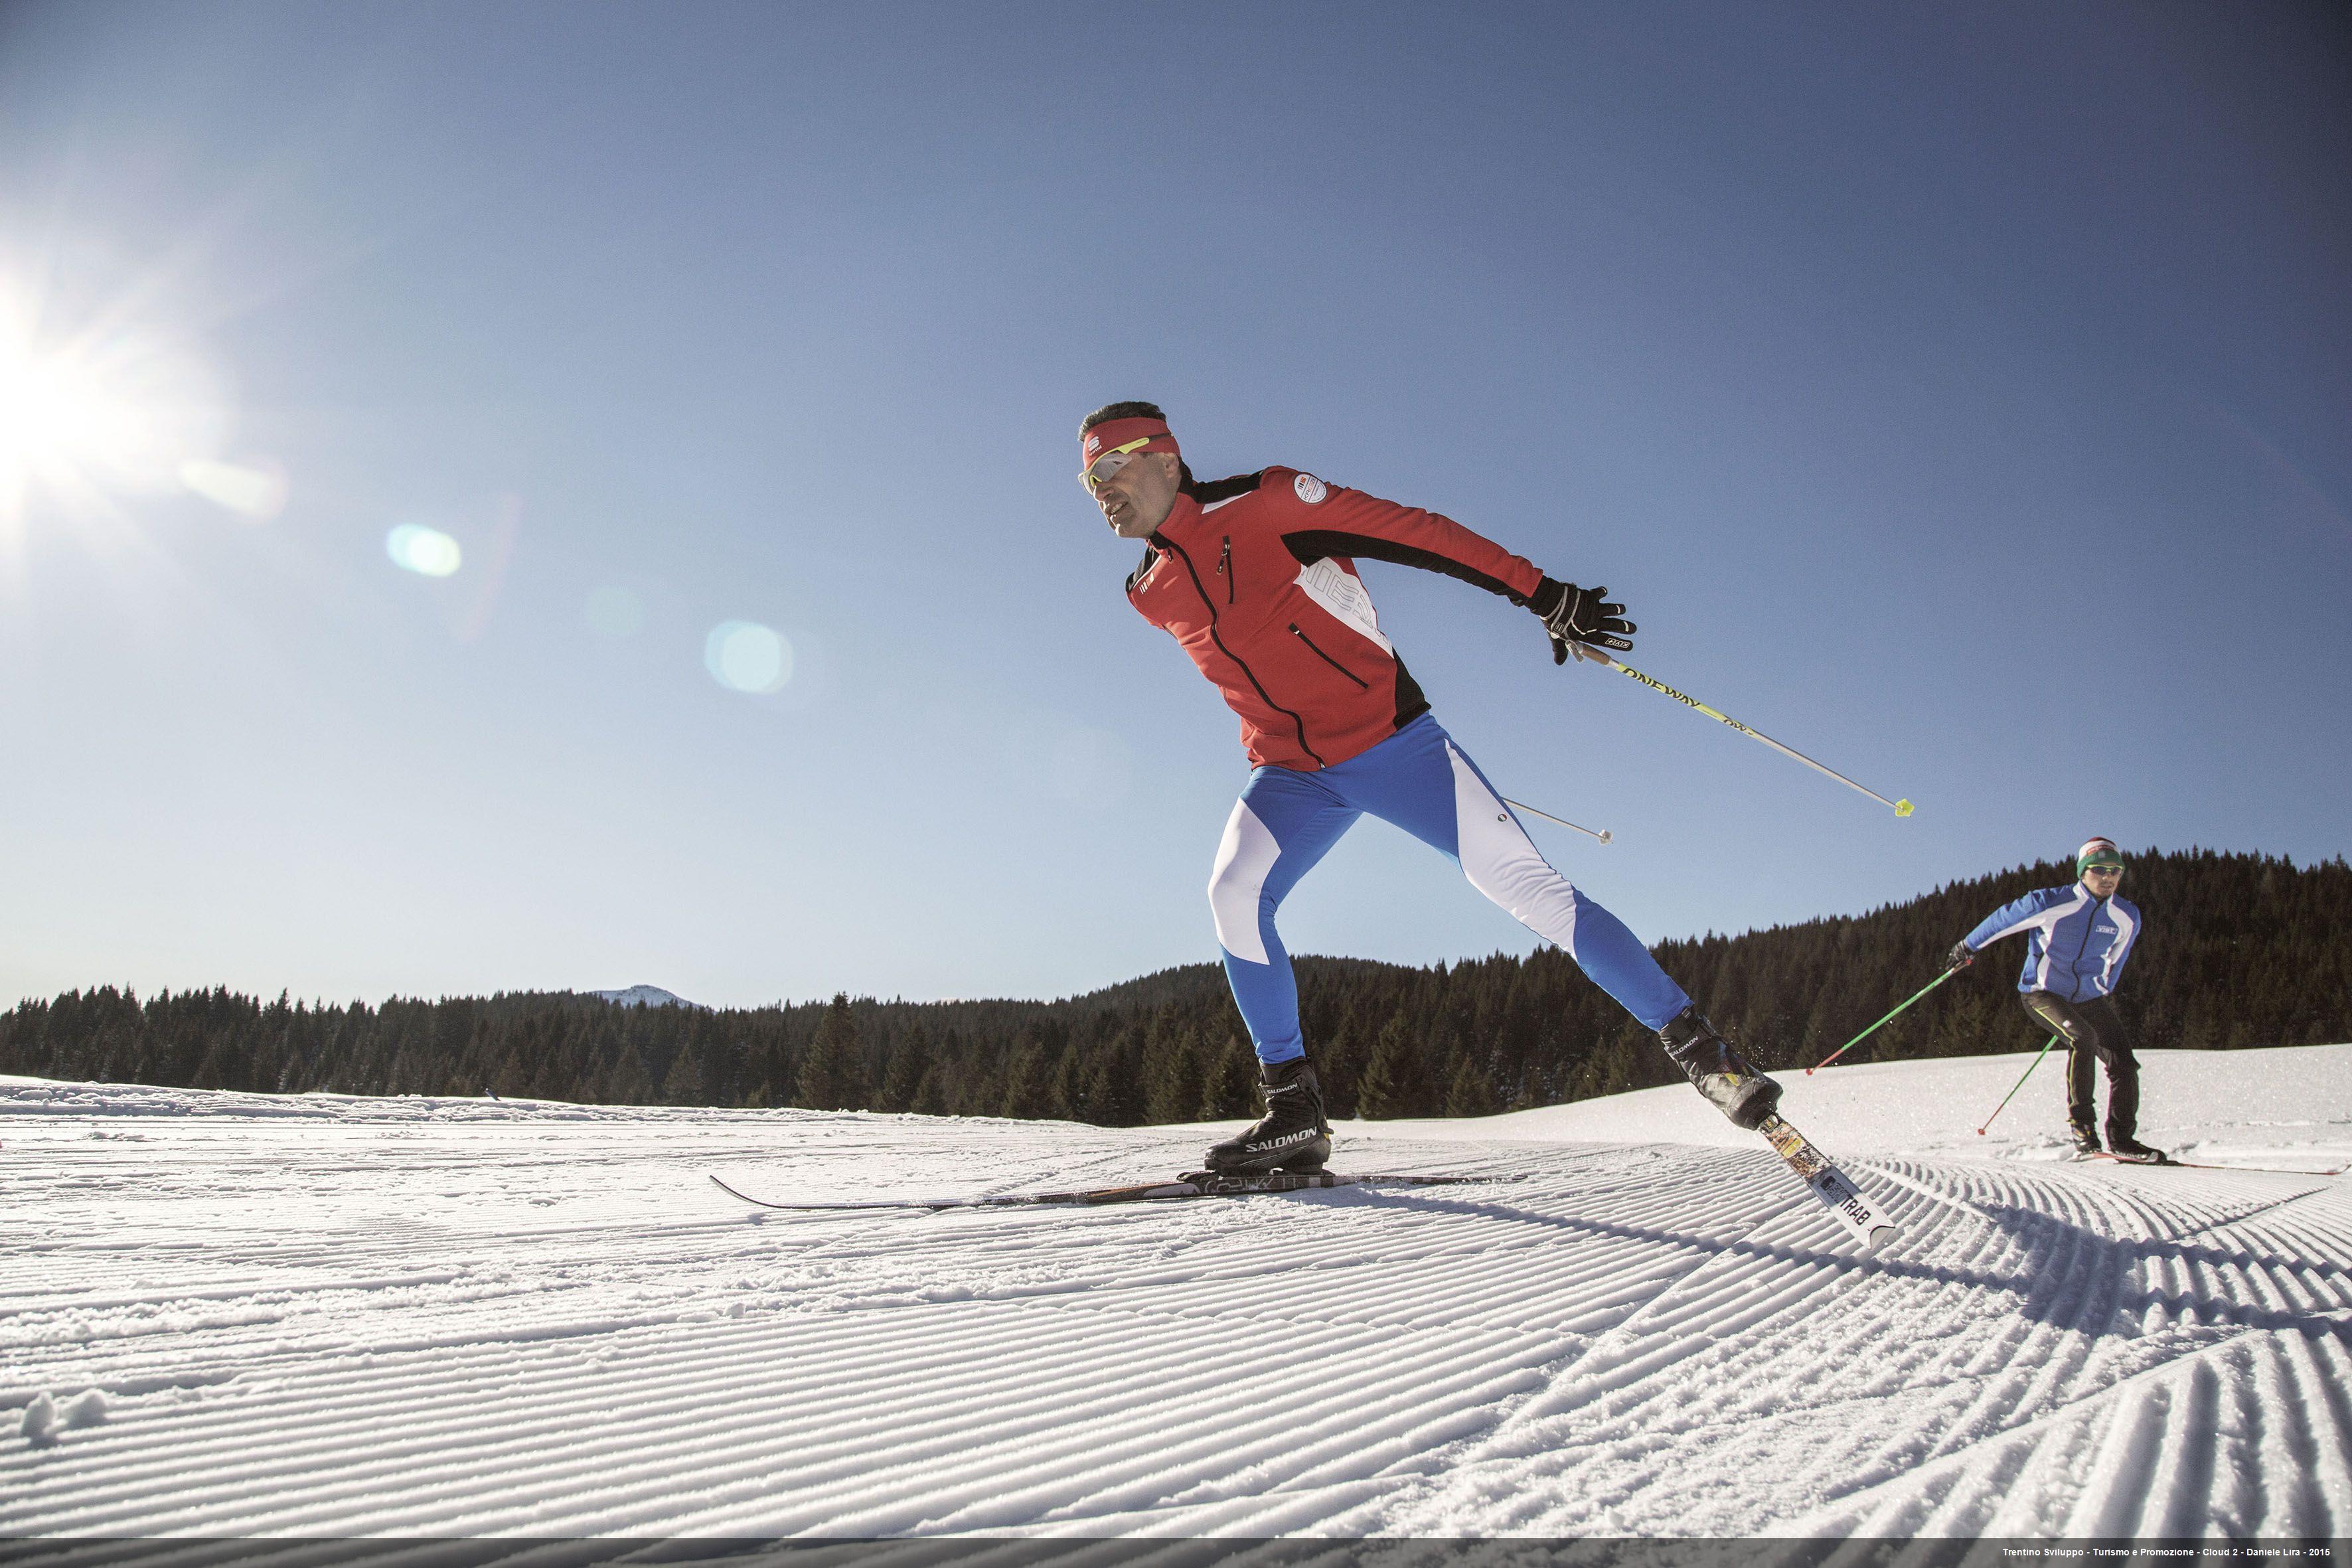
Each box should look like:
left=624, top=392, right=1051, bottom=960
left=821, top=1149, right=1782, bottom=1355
left=1950, top=838, right=2160, bottom=1162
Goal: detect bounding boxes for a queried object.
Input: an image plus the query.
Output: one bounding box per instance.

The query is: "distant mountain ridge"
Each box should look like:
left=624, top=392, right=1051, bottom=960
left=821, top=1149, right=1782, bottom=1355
left=590, top=985, right=702, bottom=1010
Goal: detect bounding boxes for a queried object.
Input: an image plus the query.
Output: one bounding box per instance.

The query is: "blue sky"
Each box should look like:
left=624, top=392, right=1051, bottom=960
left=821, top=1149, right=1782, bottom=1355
left=2, top=1, right=2345, bottom=1009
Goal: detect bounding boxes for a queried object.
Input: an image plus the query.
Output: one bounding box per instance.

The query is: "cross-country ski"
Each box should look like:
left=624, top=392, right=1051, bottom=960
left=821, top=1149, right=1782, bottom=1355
left=1758, top=1113, right=1900, bottom=1252
left=2071, top=1151, right=2347, bottom=1176
left=708, top=1167, right=1509, bottom=1211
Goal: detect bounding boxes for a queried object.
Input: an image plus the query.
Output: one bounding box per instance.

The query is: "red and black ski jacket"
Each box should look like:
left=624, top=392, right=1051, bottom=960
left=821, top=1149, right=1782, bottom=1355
left=1126, top=467, right=1543, bottom=771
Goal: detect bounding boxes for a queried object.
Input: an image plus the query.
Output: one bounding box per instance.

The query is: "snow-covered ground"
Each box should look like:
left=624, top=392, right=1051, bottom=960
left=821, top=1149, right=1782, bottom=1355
left=5, top=1045, right=2349, bottom=1539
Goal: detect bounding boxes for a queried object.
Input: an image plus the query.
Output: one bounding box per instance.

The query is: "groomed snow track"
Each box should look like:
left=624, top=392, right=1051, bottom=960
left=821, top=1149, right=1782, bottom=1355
left=3, top=1075, right=2349, bottom=1538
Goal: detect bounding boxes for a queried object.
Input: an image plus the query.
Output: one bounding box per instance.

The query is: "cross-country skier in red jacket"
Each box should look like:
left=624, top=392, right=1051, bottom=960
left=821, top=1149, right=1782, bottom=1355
left=1082, top=401, right=1778, bottom=1172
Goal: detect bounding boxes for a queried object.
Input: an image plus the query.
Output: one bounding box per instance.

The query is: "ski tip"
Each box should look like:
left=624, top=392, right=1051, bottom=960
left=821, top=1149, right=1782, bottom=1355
left=709, top=1173, right=759, bottom=1206
left=1861, top=1223, right=1901, bottom=1255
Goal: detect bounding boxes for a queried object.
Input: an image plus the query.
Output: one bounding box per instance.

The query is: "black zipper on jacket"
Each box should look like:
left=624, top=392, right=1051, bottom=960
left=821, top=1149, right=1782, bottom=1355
left=1217, top=536, right=1233, bottom=603
left=1289, top=623, right=1368, bottom=688
left=1156, top=532, right=1324, bottom=767
left=2073, top=892, right=2105, bottom=987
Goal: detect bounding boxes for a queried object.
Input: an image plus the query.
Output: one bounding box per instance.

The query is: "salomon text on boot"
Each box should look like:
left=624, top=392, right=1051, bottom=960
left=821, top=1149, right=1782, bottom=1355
left=1203, top=1056, right=1331, bottom=1174
left=1658, top=1007, right=1782, bottom=1131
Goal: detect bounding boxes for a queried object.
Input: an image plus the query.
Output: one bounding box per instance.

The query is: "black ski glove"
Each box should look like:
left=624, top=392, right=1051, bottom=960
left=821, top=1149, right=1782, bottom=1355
left=1947, top=941, right=1974, bottom=971
left=1526, top=576, right=1634, bottom=665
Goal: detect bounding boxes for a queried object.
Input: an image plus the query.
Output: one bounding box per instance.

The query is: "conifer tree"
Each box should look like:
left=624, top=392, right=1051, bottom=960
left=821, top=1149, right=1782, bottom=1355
left=605, top=1040, right=655, bottom=1106
left=1358, top=1016, right=1431, bottom=1119
left=1084, top=1028, right=1145, bottom=1126
left=661, top=1028, right=712, bottom=1106
left=998, top=1029, right=1055, bottom=1119
left=1444, top=1045, right=1498, bottom=1118
left=1198, top=1033, right=1258, bottom=1121
left=1317, top=1023, right=1364, bottom=1119
left=796, top=993, right=866, bottom=1111
left=876, top=1023, right=929, bottom=1113
left=1144, top=1020, right=1204, bottom=1126
left=1049, top=1036, right=1090, bottom=1122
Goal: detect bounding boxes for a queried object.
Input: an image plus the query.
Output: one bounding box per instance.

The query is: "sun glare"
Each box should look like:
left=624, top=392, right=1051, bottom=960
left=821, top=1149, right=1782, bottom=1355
left=0, top=279, right=238, bottom=540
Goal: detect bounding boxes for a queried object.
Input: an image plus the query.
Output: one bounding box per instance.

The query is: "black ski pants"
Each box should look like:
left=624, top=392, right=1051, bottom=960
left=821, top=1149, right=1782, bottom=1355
left=2021, top=992, right=2140, bottom=1143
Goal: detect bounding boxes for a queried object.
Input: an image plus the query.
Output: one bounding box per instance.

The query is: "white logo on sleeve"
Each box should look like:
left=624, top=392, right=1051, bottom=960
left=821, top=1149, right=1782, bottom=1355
left=1294, top=558, right=1393, bottom=654
left=1293, top=473, right=1328, bottom=505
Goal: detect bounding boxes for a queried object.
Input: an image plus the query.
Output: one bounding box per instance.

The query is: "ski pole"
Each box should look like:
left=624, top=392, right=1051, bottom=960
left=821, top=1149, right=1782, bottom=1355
left=1808, top=965, right=1963, bottom=1074
left=1975, top=1036, right=2061, bottom=1136
left=1590, top=655, right=1913, bottom=817
left=1502, top=797, right=1612, bottom=844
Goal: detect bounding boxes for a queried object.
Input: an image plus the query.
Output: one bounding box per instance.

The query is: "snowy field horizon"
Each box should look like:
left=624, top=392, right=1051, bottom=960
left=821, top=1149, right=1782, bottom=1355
left=6, top=1044, right=2349, bottom=1541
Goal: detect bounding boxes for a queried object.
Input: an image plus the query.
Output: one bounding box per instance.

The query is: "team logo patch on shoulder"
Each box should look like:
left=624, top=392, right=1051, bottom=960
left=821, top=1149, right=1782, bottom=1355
left=1293, top=473, right=1328, bottom=505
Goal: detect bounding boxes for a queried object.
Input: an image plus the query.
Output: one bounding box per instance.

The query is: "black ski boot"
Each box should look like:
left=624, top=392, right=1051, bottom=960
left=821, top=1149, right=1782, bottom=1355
left=1658, top=1008, right=1781, bottom=1131
left=2106, top=1133, right=2169, bottom=1165
left=1202, top=1056, right=1331, bottom=1174
left=2069, top=1125, right=2102, bottom=1158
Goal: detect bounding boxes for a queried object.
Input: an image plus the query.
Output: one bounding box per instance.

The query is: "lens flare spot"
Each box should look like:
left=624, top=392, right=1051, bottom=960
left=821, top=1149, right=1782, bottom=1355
left=181, top=458, right=287, bottom=520
left=585, top=586, right=645, bottom=638
left=386, top=523, right=462, bottom=577
left=704, top=620, right=793, bottom=694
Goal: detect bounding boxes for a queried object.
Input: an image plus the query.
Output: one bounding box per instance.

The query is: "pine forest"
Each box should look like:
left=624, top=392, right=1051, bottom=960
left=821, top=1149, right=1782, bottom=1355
left=6, top=847, right=2345, bottom=1125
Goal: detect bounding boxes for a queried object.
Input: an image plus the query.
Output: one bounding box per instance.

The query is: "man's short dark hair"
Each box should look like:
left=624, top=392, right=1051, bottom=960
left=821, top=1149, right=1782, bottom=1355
left=1080, top=400, right=1168, bottom=436
left=1079, top=401, right=1195, bottom=491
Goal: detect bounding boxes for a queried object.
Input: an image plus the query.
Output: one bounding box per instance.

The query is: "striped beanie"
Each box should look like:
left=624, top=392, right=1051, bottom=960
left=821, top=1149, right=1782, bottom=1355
left=2075, top=837, right=2124, bottom=874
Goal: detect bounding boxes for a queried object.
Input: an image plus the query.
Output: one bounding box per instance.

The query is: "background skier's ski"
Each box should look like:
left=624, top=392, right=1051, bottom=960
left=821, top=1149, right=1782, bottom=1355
left=2073, top=1152, right=2345, bottom=1176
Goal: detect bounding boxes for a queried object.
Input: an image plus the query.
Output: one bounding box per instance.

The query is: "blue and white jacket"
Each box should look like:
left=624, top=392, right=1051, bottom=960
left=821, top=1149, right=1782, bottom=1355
left=1962, top=883, right=2142, bottom=1002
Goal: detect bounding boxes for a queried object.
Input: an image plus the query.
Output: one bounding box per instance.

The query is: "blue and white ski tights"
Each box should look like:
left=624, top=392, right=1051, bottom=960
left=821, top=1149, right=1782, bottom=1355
left=1208, top=715, right=1689, bottom=1065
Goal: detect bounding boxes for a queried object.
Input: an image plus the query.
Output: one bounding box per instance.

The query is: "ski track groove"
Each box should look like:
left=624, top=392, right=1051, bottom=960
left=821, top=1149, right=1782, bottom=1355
left=5, top=1077, right=2349, bottom=1537
left=1356, top=1154, right=2351, bottom=1536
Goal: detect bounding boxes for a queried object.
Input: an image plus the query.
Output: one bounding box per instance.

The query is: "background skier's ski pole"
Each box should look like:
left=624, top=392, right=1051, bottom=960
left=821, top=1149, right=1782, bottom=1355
left=1808, top=965, right=1963, bottom=1074
left=1502, top=797, right=1612, bottom=844
left=1589, top=655, right=1913, bottom=817
left=1976, top=1035, right=2061, bottom=1136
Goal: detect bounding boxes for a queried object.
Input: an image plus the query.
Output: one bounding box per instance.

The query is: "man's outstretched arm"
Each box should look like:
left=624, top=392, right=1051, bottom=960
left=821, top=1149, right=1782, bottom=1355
left=1954, top=888, right=2067, bottom=965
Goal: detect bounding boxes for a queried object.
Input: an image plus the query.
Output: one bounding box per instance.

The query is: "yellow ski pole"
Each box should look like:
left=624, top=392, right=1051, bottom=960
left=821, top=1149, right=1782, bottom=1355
left=1591, top=655, right=1913, bottom=817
